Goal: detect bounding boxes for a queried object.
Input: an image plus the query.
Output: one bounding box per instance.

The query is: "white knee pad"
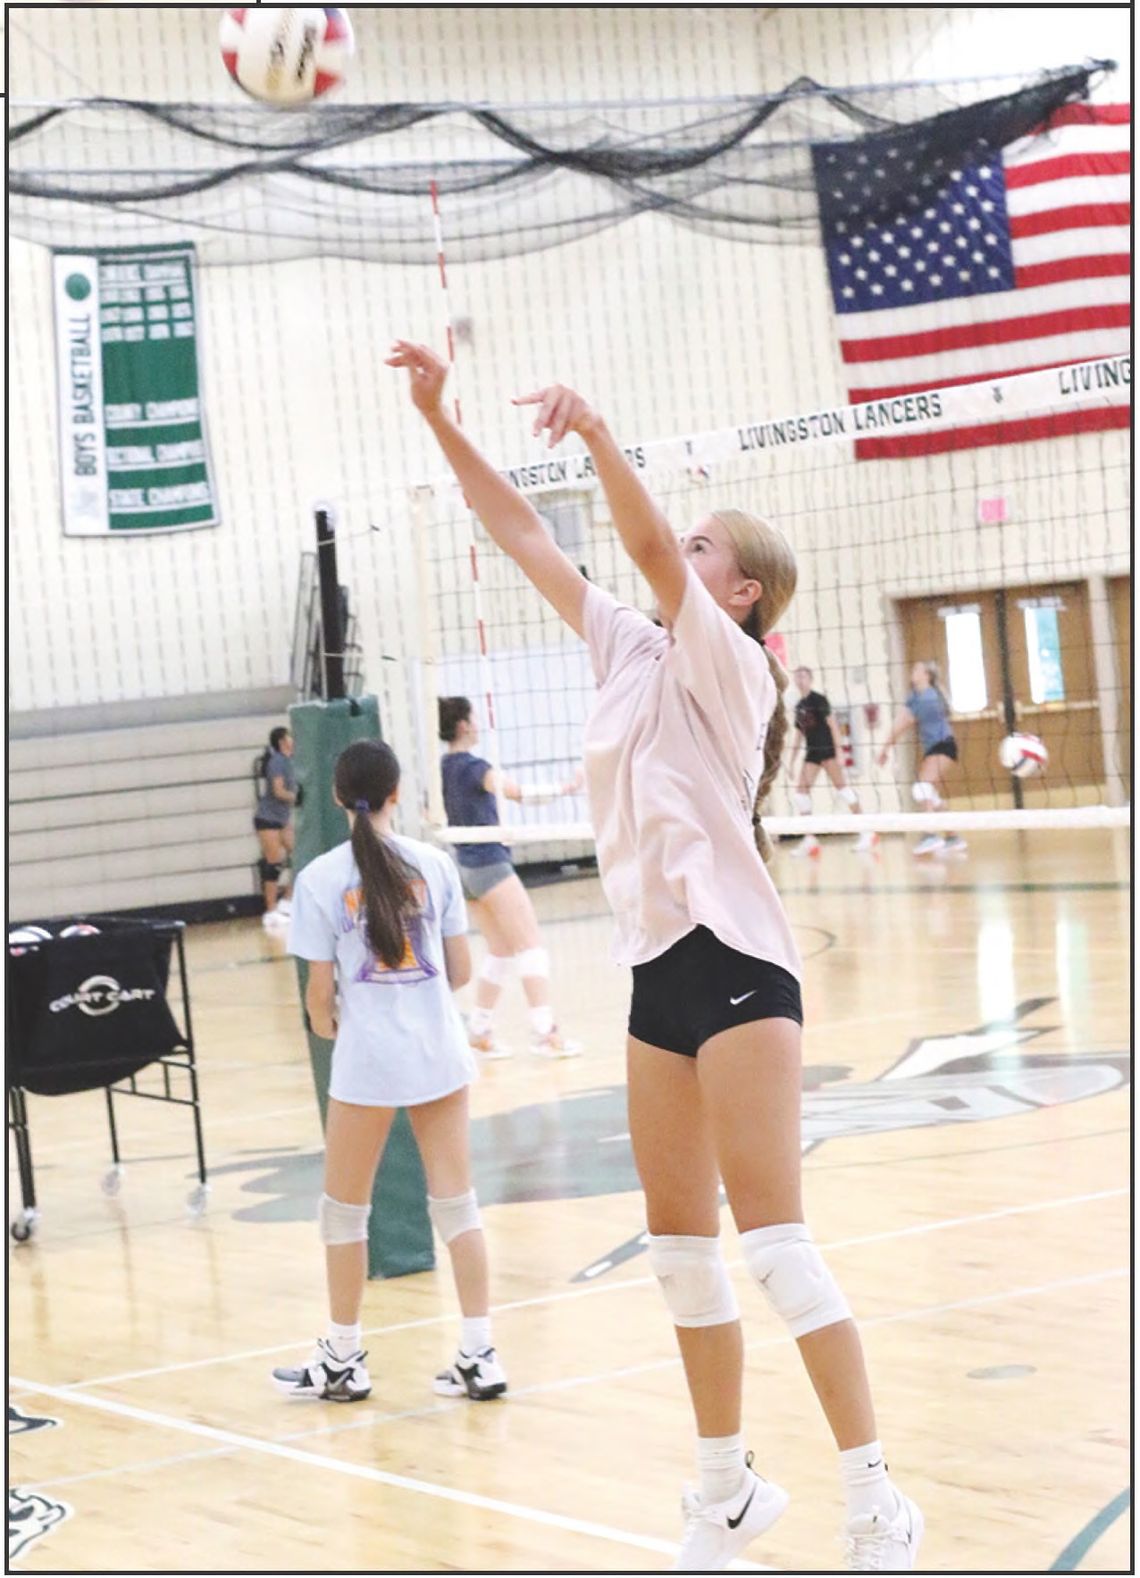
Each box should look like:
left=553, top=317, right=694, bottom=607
left=478, top=952, right=513, bottom=987
left=318, top=1193, right=371, bottom=1246
left=646, top=1234, right=740, bottom=1328
left=428, top=1188, right=482, bottom=1245
left=514, top=947, right=549, bottom=980
left=911, top=780, right=941, bottom=808
left=741, top=1223, right=851, bottom=1338
left=837, top=785, right=859, bottom=808
left=793, top=791, right=813, bottom=815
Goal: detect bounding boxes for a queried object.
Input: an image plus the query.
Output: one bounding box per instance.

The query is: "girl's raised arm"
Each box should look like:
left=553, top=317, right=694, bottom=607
left=387, top=341, right=587, bottom=637
left=515, top=383, right=687, bottom=624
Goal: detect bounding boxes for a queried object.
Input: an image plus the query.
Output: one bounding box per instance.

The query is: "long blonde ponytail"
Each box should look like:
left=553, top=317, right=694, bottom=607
left=710, top=509, right=798, bottom=863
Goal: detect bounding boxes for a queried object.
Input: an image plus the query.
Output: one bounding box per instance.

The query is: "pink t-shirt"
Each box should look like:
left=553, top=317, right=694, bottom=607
left=582, top=566, right=801, bottom=978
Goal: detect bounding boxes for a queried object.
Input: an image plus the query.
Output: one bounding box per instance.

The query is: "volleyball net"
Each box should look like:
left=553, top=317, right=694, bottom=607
left=384, top=355, right=1130, bottom=856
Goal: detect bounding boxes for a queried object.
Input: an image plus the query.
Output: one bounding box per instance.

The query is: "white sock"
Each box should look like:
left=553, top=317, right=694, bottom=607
left=326, top=1320, right=362, bottom=1361
left=697, top=1432, right=747, bottom=1505
left=460, top=1315, right=492, bottom=1355
left=528, top=1005, right=554, bottom=1038
left=839, top=1440, right=897, bottom=1521
left=468, top=1007, right=494, bottom=1036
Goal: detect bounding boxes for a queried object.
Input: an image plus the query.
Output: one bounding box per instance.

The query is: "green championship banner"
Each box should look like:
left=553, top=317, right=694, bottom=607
left=52, top=243, right=219, bottom=536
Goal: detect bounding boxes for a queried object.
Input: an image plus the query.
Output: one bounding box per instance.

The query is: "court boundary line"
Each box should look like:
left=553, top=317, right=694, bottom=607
left=5, top=1375, right=693, bottom=1567
left=13, top=1266, right=1127, bottom=1540
left=19, top=1186, right=1127, bottom=1393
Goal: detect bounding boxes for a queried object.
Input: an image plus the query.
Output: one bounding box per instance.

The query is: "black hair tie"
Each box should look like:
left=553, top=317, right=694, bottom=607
left=354, top=799, right=371, bottom=813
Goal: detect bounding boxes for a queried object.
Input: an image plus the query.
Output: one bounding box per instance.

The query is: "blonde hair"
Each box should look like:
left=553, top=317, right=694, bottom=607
left=711, top=509, right=798, bottom=863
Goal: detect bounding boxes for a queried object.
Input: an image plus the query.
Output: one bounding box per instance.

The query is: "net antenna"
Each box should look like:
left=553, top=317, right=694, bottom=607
left=428, top=178, right=505, bottom=808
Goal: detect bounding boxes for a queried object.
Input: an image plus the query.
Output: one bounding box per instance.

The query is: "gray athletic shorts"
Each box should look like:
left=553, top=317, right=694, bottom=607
left=459, top=860, right=514, bottom=901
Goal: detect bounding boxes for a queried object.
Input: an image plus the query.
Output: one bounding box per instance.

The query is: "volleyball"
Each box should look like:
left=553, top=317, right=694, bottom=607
left=218, top=7, right=354, bottom=106
left=8, top=926, right=54, bottom=955
left=999, top=732, right=1049, bottom=778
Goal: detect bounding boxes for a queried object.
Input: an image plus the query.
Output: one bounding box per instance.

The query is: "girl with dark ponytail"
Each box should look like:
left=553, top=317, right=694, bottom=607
left=276, top=738, right=508, bottom=1407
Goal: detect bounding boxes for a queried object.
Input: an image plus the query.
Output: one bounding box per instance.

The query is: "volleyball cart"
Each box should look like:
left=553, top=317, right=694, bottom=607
left=7, top=916, right=208, bottom=1242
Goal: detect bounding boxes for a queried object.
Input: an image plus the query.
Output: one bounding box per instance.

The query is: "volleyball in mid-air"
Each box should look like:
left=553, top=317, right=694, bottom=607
left=999, top=732, right=1049, bottom=778
left=219, top=8, right=354, bottom=106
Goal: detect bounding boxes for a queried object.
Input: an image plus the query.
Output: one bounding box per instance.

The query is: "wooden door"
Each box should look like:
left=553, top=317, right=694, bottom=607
left=898, top=580, right=1105, bottom=805
left=1108, top=575, right=1130, bottom=793
left=897, top=590, right=1004, bottom=801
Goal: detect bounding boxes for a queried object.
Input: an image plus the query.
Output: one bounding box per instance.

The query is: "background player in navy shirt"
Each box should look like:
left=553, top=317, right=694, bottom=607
left=789, top=668, right=876, bottom=857
left=439, top=696, right=582, bottom=1059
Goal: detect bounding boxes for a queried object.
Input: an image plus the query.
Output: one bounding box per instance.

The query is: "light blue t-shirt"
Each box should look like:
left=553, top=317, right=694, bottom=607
left=906, top=687, right=954, bottom=751
left=288, top=834, right=476, bottom=1107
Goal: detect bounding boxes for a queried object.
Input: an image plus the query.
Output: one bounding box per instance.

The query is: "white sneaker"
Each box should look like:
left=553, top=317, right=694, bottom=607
left=853, top=831, right=880, bottom=853
left=275, top=895, right=293, bottom=916
left=673, top=1457, right=789, bottom=1571
left=912, top=835, right=942, bottom=857
left=261, top=908, right=289, bottom=930
left=529, top=1027, right=582, bottom=1059
left=467, top=1025, right=511, bottom=1059
left=433, top=1346, right=508, bottom=1400
left=940, top=835, right=968, bottom=856
left=844, top=1491, right=924, bottom=1571
left=271, top=1338, right=371, bottom=1402
left=791, top=835, right=822, bottom=859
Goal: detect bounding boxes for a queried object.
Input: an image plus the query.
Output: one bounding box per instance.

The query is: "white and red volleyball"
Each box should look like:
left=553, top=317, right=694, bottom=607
left=999, top=732, right=1049, bottom=778
left=219, top=8, right=354, bottom=107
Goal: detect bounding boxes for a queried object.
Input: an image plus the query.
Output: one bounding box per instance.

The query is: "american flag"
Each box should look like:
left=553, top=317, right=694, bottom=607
left=812, top=101, right=1130, bottom=457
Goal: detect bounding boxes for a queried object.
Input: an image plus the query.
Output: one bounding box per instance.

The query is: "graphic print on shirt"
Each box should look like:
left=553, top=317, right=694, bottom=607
left=342, top=878, right=437, bottom=985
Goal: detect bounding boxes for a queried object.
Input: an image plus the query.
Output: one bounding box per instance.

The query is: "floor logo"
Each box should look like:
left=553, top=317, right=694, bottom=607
left=9, top=1405, right=71, bottom=1563
left=212, top=1000, right=1127, bottom=1273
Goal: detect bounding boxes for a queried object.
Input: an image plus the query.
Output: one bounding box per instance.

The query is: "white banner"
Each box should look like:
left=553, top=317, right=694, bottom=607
left=451, top=354, right=1131, bottom=498
left=53, top=255, right=109, bottom=534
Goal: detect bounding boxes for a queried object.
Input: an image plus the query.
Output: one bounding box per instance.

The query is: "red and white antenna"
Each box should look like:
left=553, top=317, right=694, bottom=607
left=429, top=179, right=505, bottom=796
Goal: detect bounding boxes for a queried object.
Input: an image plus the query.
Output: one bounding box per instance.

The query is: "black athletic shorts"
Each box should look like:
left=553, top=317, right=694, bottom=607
left=923, top=737, right=959, bottom=762
left=629, top=925, right=803, bottom=1058
left=805, top=746, right=837, bottom=766
left=253, top=816, right=288, bottom=832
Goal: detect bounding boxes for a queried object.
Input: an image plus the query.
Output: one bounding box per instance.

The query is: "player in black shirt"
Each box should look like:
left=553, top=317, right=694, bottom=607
left=789, top=667, right=876, bottom=856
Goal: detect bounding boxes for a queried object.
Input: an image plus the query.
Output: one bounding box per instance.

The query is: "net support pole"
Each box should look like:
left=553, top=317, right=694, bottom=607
left=290, top=695, right=435, bottom=1280
left=1087, top=573, right=1127, bottom=807
left=994, top=589, right=1024, bottom=811
left=315, top=505, right=346, bottom=702
left=411, top=486, right=447, bottom=833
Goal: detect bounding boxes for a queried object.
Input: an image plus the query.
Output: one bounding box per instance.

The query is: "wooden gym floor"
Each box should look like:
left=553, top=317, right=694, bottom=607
left=8, top=829, right=1131, bottom=1573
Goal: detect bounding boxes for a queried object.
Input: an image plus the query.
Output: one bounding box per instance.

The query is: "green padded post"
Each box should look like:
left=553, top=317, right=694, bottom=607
left=289, top=696, right=435, bottom=1279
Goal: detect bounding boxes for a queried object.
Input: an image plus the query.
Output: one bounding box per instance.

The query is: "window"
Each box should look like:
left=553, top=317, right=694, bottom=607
left=942, top=607, right=987, bottom=712
left=1023, top=605, right=1065, bottom=703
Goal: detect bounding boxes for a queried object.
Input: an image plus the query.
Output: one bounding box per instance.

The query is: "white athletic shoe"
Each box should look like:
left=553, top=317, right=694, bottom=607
left=791, top=835, right=822, bottom=859
left=852, top=831, right=880, bottom=853
left=844, top=1491, right=924, bottom=1571
left=529, top=1027, right=582, bottom=1059
left=940, top=835, right=968, bottom=856
left=912, top=834, right=943, bottom=858
left=433, top=1346, right=508, bottom=1400
left=673, top=1457, right=789, bottom=1571
left=261, top=908, right=289, bottom=930
left=467, top=1025, right=511, bottom=1059
left=271, top=1338, right=371, bottom=1402
left=275, top=895, right=293, bottom=916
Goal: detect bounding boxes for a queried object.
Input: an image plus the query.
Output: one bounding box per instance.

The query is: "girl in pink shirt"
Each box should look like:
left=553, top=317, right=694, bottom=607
left=388, top=342, right=922, bottom=1574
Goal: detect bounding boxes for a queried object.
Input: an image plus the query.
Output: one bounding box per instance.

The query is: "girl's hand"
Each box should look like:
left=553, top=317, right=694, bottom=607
left=513, top=384, right=599, bottom=447
left=386, top=340, right=448, bottom=417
